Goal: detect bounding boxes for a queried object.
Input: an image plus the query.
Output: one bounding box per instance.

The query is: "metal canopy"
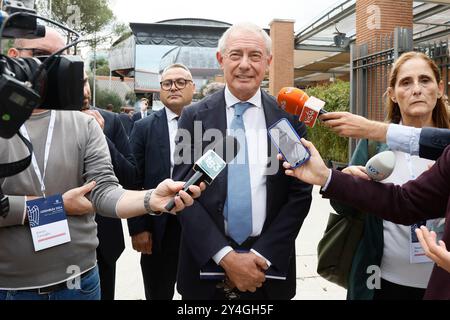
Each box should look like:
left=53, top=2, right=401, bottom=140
left=294, top=0, right=450, bottom=85
left=130, top=23, right=230, bottom=48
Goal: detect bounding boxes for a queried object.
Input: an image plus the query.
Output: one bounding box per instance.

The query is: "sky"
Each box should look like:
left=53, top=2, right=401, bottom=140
left=110, top=0, right=342, bottom=32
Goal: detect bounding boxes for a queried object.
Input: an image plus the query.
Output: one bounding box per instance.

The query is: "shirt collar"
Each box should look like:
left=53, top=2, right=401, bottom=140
left=164, top=106, right=179, bottom=122
left=224, top=86, right=262, bottom=110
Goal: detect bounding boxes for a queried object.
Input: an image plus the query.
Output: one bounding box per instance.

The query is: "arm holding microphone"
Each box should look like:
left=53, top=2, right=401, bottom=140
left=319, top=112, right=450, bottom=161
left=275, top=89, right=450, bottom=160
left=280, top=138, right=448, bottom=224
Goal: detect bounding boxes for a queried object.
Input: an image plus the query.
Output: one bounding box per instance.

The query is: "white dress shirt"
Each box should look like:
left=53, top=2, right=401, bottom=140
left=165, top=107, right=179, bottom=177
left=213, top=86, right=271, bottom=266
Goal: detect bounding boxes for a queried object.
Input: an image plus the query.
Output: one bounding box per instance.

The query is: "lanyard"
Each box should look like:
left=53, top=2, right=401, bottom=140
left=19, top=111, right=56, bottom=198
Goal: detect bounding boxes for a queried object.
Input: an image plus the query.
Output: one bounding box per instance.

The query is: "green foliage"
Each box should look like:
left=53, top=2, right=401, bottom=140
left=125, top=91, right=137, bottom=105
left=49, top=0, right=114, bottom=35
left=43, top=0, right=121, bottom=50
left=305, top=80, right=350, bottom=164
left=1, top=39, right=14, bottom=55
left=88, top=75, right=124, bottom=112
left=95, top=88, right=124, bottom=113
left=90, top=57, right=110, bottom=76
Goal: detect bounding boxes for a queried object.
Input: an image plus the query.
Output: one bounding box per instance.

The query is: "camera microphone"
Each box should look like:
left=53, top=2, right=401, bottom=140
left=277, top=87, right=327, bottom=127
left=365, top=151, right=396, bottom=181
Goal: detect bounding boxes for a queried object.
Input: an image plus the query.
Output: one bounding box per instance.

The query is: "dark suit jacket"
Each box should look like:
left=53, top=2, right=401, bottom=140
left=118, top=113, right=133, bottom=137
left=93, top=107, right=137, bottom=264
left=132, top=110, right=150, bottom=122
left=323, top=145, right=450, bottom=300
left=419, top=127, right=450, bottom=160
left=172, top=89, right=313, bottom=299
left=127, top=109, right=172, bottom=250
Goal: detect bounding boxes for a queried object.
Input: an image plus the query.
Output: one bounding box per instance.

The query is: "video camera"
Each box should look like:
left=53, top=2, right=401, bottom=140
left=0, top=0, right=84, bottom=140
left=0, top=0, right=84, bottom=217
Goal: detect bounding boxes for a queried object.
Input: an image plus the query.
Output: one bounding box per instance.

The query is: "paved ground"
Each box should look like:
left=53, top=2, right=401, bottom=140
left=115, top=186, right=346, bottom=300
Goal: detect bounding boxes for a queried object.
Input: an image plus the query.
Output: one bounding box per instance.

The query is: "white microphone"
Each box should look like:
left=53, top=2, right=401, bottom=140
left=365, top=151, right=396, bottom=181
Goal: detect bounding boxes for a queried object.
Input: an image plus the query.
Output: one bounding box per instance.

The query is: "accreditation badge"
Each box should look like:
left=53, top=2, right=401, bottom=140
left=27, top=194, right=71, bottom=251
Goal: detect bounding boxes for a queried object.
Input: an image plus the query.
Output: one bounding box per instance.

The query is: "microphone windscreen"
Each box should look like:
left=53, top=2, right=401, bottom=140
left=277, top=87, right=309, bottom=116
left=365, top=151, right=396, bottom=181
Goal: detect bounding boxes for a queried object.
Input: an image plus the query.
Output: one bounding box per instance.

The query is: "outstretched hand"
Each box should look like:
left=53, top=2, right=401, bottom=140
left=319, top=112, right=388, bottom=142
left=415, top=226, right=450, bottom=274
left=151, top=179, right=206, bottom=214
left=278, top=138, right=330, bottom=186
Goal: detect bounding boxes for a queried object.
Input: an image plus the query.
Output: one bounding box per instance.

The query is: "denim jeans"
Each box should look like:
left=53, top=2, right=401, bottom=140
left=0, top=265, right=101, bottom=300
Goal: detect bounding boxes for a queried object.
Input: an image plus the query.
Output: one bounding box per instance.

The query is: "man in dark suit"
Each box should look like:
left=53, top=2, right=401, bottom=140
left=128, top=64, right=196, bottom=299
left=172, top=23, right=312, bottom=300
left=119, top=108, right=134, bottom=137
left=82, top=73, right=137, bottom=300
left=132, top=98, right=151, bottom=122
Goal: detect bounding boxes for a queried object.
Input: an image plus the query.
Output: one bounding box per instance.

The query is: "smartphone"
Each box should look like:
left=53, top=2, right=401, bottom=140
left=268, top=118, right=311, bottom=168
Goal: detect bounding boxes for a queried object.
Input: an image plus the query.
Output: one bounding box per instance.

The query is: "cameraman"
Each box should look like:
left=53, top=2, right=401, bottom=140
left=0, top=27, right=202, bottom=300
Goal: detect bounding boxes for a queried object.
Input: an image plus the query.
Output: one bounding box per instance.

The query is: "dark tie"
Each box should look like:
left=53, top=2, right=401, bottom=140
left=225, top=102, right=253, bottom=245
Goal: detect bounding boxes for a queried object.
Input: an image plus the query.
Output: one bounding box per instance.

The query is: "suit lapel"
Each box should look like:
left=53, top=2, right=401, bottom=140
left=197, top=91, right=228, bottom=209
left=154, top=109, right=171, bottom=177
left=261, top=91, right=284, bottom=222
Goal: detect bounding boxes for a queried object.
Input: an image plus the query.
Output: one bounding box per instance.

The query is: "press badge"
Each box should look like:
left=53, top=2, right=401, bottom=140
left=410, top=219, right=445, bottom=264
left=26, top=194, right=71, bottom=251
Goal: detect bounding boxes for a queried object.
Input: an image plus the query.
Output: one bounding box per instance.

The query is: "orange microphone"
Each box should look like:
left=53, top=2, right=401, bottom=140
left=277, top=87, right=327, bottom=127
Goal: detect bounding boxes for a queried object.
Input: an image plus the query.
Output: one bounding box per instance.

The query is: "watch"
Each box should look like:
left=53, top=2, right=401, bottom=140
left=144, top=189, right=162, bottom=216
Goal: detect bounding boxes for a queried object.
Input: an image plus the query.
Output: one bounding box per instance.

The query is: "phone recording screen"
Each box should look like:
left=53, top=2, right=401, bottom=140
left=269, top=118, right=310, bottom=168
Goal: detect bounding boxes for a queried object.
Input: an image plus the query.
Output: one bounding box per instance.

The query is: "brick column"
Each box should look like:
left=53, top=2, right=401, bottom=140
left=269, top=19, right=295, bottom=96
left=355, top=0, right=413, bottom=121
left=356, top=0, right=413, bottom=47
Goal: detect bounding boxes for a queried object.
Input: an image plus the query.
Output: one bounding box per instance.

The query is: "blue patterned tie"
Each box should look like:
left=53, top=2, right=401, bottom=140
left=226, top=102, right=253, bottom=245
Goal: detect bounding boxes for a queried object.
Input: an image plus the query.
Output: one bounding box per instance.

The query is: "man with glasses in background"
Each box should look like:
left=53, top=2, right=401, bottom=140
left=127, top=63, right=195, bottom=300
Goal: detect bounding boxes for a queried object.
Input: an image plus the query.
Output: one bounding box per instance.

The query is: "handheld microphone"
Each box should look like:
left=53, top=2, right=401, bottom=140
left=164, top=136, right=240, bottom=211
left=365, top=151, right=396, bottom=181
left=277, top=87, right=327, bottom=127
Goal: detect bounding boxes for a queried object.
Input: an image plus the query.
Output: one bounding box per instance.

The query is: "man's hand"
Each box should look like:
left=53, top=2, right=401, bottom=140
left=278, top=138, right=330, bottom=186
left=131, top=231, right=153, bottom=255
left=83, top=110, right=105, bottom=131
left=416, top=226, right=450, bottom=273
left=150, top=179, right=206, bottom=214
left=220, top=251, right=267, bottom=293
left=63, top=181, right=96, bottom=216
left=320, top=112, right=388, bottom=142
left=342, top=166, right=371, bottom=180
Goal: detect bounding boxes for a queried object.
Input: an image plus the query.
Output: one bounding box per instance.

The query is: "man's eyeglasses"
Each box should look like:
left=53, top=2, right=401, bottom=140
left=160, top=78, right=193, bottom=91
left=16, top=47, right=53, bottom=57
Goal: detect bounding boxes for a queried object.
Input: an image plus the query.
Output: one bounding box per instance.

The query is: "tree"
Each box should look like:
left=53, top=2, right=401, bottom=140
left=90, top=57, right=110, bottom=76
left=88, top=75, right=124, bottom=112
left=36, top=0, right=124, bottom=50
left=45, top=0, right=113, bottom=35
left=125, top=91, right=137, bottom=106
